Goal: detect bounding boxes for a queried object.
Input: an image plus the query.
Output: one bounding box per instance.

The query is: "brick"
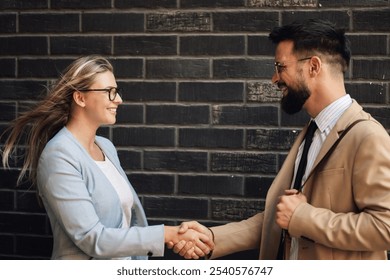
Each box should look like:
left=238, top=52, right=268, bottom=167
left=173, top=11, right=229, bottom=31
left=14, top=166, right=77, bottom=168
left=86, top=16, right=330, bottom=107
left=213, top=12, right=278, bottom=32
left=364, top=107, right=390, bottom=129
left=143, top=197, right=208, bottom=219
left=144, top=151, right=208, bottom=172
left=0, top=80, right=47, bottom=100
left=16, top=191, right=45, bottom=213
left=146, top=59, right=210, bottom=79
left=83, top=13, right=144, bottom=33
left=179, top=128, right=244, bottom=149
left=147, top=12, right=211, bottom=32
left=113, top=127, right=175, bottom=147
left=51, top=0, right=111, bottom=9
left=248, top=35, right=275, bottom=56
left=0, top=191, right=14, bottom=211
left=244, top=176, right=274, bottom=199
left=247, top=82, right=280, bottom=103
left=114, top=36, right=177, bottom=56
left=213, top=59, right=274, bottom=79
left=110, top=58, right=143, bottom=79
left=249, top=0, right=316, bottom=7
left=178, top=175, right=244, bottom=196
left=0, top=0, right=47, bottom=9
left=0, top=102, right=16, bottom=121
left=247, top=128, right=298, bottom=151
left=348, top=35, right=387, bottom=55
left=19, top=13, right=79, bottom=33
left=180, top=36, right=245, bottom=56
left=0, top=59, right=15, bottom=77
left=211, top=198, right=264, bottom=221
left=0, top=235, right=14, bottom=255
left=96, top=126, right=110, bottom=139
left=353, top=59, right=390, bottom=80
left=0, top=13, right=16, bottom=33
left=15, top=236, right=52, bottom=257
left=116, top=0, right=177, bottom=8
left=346, top=83, right=387, bottom=104
left=50, top=36, right=112, bottom=55
left=212, top=105, right=279, bottom=126
left=115, top=104, right=144, bottom=124
left=354, top=10, right=390, bottom=31
left=181, top=0, right=244, bottom=8
left=117, top=150, right=142, bottom=170
left=179, top=82, right=244, bottom=103
left=210, top=152, right=277, bottom=173
left=129, top=173, right=175, bottom=194
left=320, top=0, right=388, bottom=7
left=18, top=59, right=72, bottom=78
left=281, top=110, right=310, bottom=127
left=0, top=37, right=47, bottom=55
left=146, top=105, right=209, bottom=124
left=0, top=0, right=48, bottom=10
left=282, top=11, right=350, bottom=30
left=0, top=171, right=19, bottom=191
left=0, top=213, right=47, bottom=234
left=119, top=82, right=176, bottom=102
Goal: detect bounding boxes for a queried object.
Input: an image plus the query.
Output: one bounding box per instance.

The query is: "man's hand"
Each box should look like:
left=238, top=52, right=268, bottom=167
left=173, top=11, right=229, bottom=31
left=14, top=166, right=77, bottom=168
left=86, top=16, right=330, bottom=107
left=276, top=189, right=307, bottom=229
left=166, top=221, right=214, bottom=259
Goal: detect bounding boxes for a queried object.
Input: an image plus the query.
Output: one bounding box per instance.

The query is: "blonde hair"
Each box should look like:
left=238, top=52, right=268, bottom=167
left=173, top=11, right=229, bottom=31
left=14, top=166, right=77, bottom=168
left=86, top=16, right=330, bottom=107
left=1, top=55, right=113, bottom=186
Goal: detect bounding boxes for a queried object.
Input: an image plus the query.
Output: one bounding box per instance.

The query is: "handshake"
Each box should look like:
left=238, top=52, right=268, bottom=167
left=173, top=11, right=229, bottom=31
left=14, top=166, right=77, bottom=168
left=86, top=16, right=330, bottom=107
left=164, top=221, right=215, bottom=259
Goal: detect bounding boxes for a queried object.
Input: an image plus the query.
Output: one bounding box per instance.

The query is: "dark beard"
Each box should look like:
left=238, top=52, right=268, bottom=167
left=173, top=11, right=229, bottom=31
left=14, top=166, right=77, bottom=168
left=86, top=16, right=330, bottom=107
left=280, top=84, right=310, bottom=115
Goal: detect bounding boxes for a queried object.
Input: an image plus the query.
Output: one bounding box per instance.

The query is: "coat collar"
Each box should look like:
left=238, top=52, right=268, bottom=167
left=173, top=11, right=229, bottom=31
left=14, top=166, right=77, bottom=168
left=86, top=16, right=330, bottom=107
left=309, top=100, right=364, bottom=176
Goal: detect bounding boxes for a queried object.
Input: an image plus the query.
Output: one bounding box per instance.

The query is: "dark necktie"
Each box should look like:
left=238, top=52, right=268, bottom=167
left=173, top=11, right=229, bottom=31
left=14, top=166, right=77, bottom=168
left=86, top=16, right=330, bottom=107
left=293, top=120, right=318, bottom=190
left=276, top=120, right=317, bottom=259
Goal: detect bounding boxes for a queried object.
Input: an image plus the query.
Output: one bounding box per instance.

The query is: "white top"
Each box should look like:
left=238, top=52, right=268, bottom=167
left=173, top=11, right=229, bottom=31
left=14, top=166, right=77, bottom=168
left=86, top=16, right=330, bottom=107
left=290, top=94, right=353, bottom=259
left=95, top=156, right=134, bottom=229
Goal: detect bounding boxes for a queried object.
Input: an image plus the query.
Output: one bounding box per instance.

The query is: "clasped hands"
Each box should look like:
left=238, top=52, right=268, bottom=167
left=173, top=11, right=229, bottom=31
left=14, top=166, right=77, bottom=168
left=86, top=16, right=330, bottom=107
left=167, top=189, right=307, bottom=259
left=165, top=221, right=214, bottom=259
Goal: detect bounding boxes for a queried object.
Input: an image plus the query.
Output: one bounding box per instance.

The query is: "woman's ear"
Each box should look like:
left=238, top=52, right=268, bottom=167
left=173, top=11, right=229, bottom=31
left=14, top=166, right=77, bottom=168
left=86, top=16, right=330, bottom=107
left=73, top=91, right=86, bottom=108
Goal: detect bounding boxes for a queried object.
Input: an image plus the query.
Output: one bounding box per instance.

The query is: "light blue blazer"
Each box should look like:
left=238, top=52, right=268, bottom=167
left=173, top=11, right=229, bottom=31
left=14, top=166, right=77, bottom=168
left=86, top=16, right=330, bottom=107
left=37, top=127, right=164, bottom=259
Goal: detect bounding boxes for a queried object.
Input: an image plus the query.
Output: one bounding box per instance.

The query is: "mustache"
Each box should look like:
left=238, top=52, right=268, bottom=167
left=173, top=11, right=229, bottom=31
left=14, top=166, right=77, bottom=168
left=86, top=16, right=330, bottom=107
left=277, top=82, right=287, bottom=89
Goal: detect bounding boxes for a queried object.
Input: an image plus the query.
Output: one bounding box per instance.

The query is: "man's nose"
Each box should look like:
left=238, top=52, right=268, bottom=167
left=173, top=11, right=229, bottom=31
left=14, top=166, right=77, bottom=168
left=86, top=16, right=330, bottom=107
left=271, top=71, right=280, bottom=84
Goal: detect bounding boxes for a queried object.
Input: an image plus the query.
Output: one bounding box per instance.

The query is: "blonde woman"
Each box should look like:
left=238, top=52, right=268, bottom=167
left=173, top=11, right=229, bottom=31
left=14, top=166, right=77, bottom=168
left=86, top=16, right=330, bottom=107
left=2, top=55, right=213, bottom=260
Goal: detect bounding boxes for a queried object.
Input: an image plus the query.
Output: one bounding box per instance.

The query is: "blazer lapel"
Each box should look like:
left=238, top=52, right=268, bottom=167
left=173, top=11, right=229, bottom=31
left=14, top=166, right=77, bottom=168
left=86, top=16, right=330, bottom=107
left=260, top=125, right=308, bottom=259
left=302, top=101, right=364, bottom=195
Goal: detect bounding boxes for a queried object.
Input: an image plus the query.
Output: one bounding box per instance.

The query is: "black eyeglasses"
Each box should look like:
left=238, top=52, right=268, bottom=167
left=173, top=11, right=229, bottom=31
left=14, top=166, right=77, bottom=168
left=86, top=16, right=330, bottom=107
left=78, top=87, right=120, bottom=101
left=274, top=57, right=312, bottom=74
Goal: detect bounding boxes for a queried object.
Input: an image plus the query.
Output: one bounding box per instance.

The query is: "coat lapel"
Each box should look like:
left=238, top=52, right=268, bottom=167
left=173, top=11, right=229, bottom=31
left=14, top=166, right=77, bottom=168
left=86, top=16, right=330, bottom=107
left=302, top=101, right=364, bottom=195
left=260, top=125, right=308, bottom=259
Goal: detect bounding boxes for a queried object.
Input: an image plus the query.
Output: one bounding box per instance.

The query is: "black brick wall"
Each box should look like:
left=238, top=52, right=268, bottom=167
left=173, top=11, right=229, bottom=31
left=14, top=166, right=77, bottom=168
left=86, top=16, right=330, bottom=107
left=0, top=1, right=389, bottom=260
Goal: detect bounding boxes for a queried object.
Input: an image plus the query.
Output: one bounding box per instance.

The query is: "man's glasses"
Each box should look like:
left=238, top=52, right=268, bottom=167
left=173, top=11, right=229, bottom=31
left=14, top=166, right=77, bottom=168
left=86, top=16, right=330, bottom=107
left=78, top=87, right=120, bottom=101
left=274, top=57, right=312, bottom=74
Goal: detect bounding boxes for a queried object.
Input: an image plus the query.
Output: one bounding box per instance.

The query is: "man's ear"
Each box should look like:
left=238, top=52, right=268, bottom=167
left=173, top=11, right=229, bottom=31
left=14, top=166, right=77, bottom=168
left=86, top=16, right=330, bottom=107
left=73, top=91, right=86, bottom=108
left=309, top=56, right=322, bottom=76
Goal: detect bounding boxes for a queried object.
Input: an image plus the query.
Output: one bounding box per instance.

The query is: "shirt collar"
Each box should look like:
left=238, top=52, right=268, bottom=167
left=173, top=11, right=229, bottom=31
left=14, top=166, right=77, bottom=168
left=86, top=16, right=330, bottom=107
left=313, top=94, right=352, bottom=133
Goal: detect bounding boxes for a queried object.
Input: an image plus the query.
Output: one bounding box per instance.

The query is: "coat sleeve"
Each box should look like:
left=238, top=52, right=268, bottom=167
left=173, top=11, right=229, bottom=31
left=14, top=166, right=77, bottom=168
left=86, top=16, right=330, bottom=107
left=210, top=212, right=263, bottom=259
left=37, top=144, right=165, bottom=259
left=289, top=124, right=390, bottom=251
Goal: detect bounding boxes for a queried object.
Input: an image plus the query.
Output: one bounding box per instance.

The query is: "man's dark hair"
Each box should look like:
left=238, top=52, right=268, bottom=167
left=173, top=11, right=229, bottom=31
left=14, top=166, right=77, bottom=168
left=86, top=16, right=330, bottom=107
left=269, top=19, right=351, bottom=72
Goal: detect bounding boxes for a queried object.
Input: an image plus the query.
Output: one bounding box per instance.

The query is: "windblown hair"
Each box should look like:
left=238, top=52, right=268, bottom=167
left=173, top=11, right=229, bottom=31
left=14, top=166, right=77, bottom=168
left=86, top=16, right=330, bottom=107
left=1, top=55, right=113, bottom=186
left=269, top=19, right=351, bottom=73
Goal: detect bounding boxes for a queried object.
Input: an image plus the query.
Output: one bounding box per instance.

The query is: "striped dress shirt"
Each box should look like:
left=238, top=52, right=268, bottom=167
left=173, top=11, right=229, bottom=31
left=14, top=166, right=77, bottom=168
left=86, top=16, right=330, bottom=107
left=289, top=94, right=353, bottom=260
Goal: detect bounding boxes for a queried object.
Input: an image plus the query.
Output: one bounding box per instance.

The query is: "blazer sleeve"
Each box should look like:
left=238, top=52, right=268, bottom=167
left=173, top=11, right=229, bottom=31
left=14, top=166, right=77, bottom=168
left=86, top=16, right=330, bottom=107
left=210, top=212, right=263, bottom=259
left=289, top=123, right=390, bottom=251
left=37, top=144, right=165, bottom=258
